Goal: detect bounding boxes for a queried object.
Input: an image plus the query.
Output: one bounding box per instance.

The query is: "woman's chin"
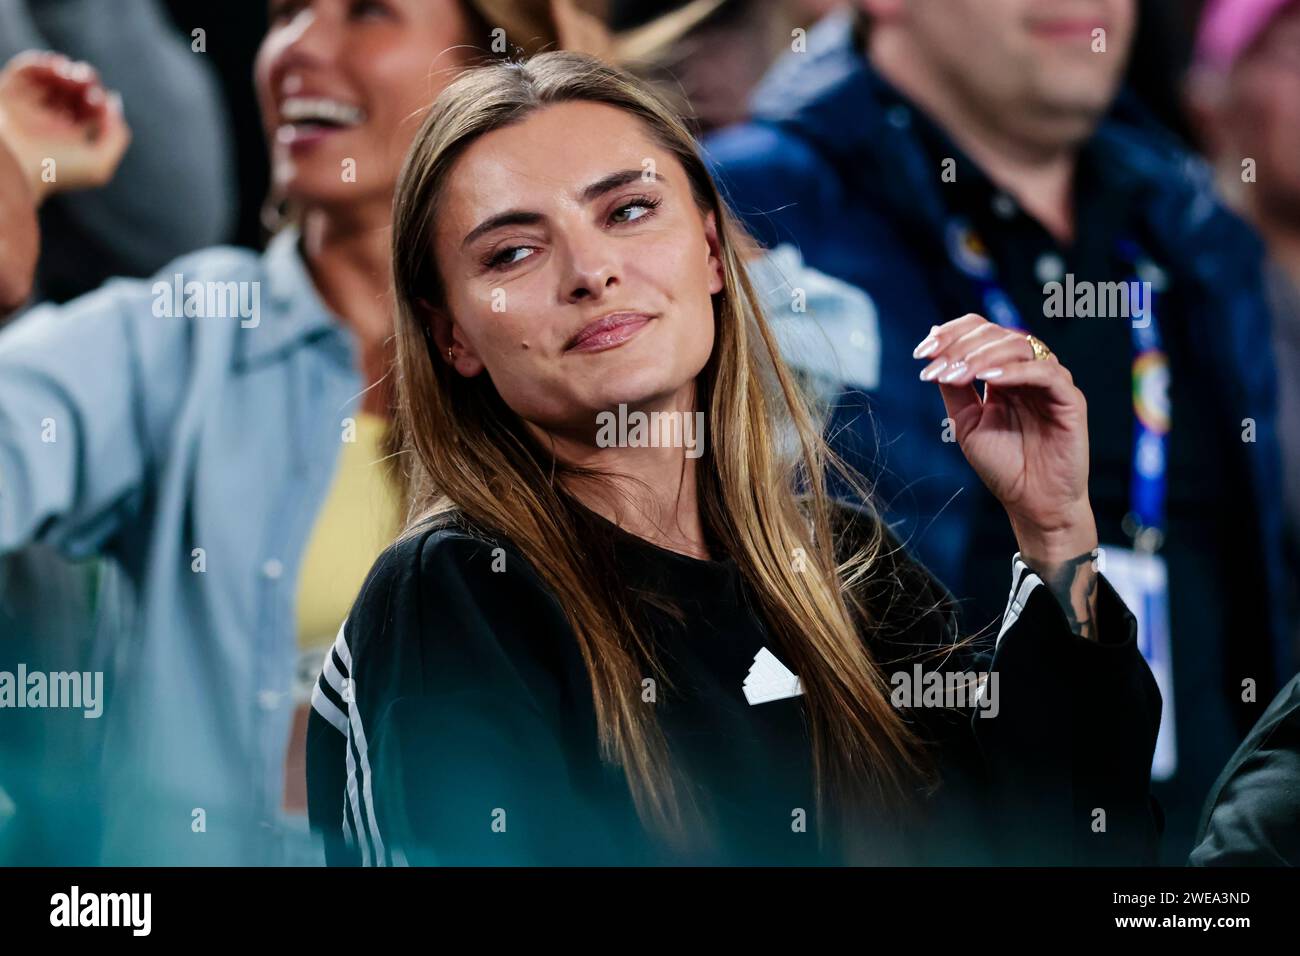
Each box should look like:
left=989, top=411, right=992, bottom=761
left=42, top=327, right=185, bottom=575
left=279, top=184, right=355, bottom=210
left=570, top=349, right=704, bottom=410
left=277, top=168, right=386, bottom=212
left=580, top=373, right=690, bottom=416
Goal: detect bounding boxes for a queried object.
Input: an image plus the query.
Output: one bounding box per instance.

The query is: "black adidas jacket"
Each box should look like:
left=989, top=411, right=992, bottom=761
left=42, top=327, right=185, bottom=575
left=306, top=505, right=1162, bottom=866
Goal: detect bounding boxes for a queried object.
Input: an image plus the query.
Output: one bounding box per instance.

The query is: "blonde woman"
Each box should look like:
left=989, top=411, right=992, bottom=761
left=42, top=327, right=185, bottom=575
left=307, top=52, right=1161, bottom=866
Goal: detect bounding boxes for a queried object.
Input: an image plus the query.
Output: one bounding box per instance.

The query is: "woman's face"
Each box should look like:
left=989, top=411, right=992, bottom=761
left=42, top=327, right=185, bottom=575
left=255, top=0, right=472, bottom=209
left=1221, top=8, right=1300, bottom=222
left=430, top=101, right=724, bottom=440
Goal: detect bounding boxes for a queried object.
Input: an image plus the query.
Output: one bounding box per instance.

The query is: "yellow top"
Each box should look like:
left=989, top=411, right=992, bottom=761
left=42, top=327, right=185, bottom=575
left=285, top=412, right=401, bottom=814
left=295, top=412, right=401, bottom=659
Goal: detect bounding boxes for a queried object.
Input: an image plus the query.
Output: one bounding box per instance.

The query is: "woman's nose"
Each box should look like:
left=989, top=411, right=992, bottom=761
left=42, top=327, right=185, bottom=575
left=272, top=3, right=343, bottom=75
left=561, top=233, right=619, bottom=303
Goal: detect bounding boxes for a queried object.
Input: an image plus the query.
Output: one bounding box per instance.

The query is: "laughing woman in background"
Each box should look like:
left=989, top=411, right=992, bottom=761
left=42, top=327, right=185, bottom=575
left=0, top=0, right=581, bottom=865
left=306, top=52, right=1163, bottom=867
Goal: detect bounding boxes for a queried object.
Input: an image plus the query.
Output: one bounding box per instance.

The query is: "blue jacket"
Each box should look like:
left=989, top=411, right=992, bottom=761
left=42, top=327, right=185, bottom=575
left=704, top=11, right=1293, bottom=690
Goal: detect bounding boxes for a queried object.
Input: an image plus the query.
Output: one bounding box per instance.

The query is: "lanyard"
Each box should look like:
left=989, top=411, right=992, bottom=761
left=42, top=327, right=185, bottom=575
left=943, top=220, right=1171, bottom=553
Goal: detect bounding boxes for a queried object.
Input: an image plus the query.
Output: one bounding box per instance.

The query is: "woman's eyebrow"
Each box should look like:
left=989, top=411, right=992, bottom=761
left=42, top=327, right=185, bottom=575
left=578, top=168, right=666, bottom=203
left=461, top=170, right=668, bottom=249
left=461, top=210, right=545, bottom=250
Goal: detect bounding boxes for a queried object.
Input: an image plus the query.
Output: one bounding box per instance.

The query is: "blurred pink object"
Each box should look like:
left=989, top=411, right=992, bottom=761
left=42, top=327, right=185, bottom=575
left=1195, top=0, right=1300, bottom=71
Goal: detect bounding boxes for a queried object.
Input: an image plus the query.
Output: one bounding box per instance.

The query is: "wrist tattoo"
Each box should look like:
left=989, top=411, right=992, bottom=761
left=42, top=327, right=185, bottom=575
left=1041, top=550, right=1100, bottom=641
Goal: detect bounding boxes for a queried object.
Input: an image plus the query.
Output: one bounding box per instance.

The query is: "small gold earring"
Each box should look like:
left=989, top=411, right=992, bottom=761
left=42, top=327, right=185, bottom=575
left=447, top=346, right=454, bottom=362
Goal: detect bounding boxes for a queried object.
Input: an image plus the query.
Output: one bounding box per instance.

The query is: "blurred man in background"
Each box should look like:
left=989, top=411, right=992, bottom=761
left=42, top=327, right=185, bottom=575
left=706, top=0, right=1292, bottom=862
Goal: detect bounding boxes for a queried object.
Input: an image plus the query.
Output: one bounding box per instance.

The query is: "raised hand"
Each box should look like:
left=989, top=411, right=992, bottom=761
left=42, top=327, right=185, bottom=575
left=914, top=313, right=1101, bottom=639
left=0, top=51, right=131, bottom=204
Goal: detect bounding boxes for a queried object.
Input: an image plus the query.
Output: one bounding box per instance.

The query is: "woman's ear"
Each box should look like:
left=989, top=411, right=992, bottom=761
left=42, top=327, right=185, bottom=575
left=418, top=297, right=485, bottom=377
left=702, top=210, right=724, bottom=295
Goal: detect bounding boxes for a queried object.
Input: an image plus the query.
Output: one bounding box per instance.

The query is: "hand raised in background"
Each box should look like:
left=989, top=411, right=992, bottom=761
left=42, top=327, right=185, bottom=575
left=0, top=51, right=131, bottom=205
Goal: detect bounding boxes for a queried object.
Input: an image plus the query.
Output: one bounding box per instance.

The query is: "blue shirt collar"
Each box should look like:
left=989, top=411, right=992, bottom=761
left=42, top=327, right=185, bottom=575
left=239, top=225, right=345, bottom=366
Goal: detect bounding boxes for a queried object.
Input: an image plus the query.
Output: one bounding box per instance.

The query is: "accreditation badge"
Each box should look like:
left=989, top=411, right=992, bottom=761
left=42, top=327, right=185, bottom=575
left=1132, top=350, right=1171, bottom=435
left=944, top=218, right=995, bottom=280
left=1099, top=545, right=1176, bottom=780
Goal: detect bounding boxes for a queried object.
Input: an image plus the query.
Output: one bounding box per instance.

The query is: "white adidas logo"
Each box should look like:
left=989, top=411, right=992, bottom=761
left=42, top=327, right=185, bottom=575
left=743, top=647, right=803, bottom=705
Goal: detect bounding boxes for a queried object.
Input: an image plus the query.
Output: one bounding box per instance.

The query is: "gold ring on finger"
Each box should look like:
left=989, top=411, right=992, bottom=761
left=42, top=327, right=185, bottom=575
left=1025, top=333, right=1053, bottom=361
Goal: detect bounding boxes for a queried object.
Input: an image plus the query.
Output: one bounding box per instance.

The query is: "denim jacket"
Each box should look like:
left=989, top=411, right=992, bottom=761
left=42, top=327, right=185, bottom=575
left=1, top=228, right=362, bottom=863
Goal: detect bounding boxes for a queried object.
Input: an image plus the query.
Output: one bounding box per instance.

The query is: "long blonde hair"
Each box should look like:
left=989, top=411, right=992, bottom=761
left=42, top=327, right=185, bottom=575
left=388, top=51, right=929, bottom=853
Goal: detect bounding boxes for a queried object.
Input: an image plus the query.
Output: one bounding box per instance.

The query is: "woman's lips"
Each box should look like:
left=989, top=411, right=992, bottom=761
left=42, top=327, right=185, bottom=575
left=566, top=312, right=655, bottom=353
left=276, top=123, right=351, bottom=153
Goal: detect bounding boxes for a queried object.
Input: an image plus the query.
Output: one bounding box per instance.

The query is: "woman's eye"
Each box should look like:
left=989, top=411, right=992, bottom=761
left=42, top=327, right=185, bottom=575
left=486, top=246, right=534, bottom=269
left=350, top=0, right=391, bottom=20
left=610, top=197, right=661, bottom=225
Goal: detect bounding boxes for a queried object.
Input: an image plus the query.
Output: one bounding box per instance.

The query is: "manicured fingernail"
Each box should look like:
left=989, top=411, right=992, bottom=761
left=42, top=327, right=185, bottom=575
left=939, top=361, right=968, bottom=383
left=912, top=335, right=939, bottom=359
left=975, top=368, right=1004, bottom=380
left=919, top=358, right=948, bottom=382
